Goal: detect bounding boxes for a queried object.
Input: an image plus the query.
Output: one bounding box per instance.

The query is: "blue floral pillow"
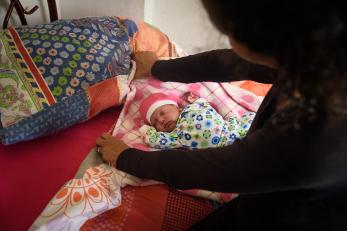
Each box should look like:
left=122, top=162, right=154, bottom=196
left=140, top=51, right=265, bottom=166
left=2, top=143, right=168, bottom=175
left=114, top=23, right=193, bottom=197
left=0, top=17, right=138, bottom=144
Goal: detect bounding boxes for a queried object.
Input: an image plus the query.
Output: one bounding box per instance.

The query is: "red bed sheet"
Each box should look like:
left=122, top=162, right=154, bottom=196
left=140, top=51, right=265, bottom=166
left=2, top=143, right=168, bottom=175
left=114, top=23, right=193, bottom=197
left=0, top=81, right=271, bottom=231
left=0, top=106, right=121, bottom=231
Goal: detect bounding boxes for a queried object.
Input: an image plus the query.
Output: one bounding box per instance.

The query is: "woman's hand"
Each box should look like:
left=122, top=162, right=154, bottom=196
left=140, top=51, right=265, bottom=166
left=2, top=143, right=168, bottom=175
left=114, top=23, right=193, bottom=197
left=96, top=133, right=130, bottom=164
left=133, top=51, right=158, bottom=79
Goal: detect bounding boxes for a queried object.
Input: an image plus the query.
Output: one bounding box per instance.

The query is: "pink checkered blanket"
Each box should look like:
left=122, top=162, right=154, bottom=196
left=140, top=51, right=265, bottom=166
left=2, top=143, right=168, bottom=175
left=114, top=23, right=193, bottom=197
left=111, top=77, right=265, bottom=203
left=29, top=78, right=267, bottom=231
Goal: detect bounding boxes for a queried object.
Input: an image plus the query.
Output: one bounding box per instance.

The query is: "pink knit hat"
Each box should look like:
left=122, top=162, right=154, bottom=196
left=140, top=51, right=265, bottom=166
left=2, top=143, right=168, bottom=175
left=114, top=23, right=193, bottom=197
left=139, top=93, right=178, bottom=124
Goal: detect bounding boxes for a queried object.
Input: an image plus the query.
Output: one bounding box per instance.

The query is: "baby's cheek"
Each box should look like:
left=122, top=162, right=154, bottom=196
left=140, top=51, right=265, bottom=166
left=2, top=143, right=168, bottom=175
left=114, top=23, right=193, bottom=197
left=169, top=123, right=176, bottom=131
left=174, top=111, right=180, bottom=120
left=149, top=115, right=156, bottom=127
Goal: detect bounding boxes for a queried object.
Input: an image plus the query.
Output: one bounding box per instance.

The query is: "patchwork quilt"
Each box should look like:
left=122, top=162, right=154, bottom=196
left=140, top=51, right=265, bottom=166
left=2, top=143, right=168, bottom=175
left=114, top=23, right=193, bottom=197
left=0, top=17, right=181, bottom=144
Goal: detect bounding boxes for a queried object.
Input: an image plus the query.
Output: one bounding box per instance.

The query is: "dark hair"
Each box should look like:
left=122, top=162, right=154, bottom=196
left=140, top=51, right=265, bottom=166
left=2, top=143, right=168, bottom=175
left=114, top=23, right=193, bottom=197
left=202, top=0, right=347, bottom=128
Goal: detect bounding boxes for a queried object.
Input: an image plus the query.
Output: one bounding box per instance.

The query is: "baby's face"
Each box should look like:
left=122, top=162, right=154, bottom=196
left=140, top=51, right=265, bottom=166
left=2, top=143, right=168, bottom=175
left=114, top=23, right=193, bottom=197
left=150, top=104, right=180, bottom=132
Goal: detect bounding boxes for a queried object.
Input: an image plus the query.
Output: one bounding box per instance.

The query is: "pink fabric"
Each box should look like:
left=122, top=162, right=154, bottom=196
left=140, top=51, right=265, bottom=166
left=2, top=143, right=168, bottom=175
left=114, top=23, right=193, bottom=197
left=113, top=78, right=264, bottom=151
left=0, top=107, right=121, bottom=231
left=112, top=78, right=264, bottom=203
left=139, top=92, right=178, bottom=124
left=0, top=79, right=270, bottom=230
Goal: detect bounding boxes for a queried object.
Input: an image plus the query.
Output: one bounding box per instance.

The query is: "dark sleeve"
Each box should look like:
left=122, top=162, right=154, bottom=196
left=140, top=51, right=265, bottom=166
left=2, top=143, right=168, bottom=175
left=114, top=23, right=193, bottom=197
left=151, top=49, right=277, bottom=84
left=116, top=118, right=322, bottom=194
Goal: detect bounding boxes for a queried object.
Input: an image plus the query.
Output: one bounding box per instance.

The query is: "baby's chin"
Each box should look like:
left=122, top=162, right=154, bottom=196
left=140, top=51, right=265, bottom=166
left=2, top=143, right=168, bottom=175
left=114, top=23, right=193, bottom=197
left=157, top=127, right=175, bottom=133
left=156, top=122, right=176, bottom=132
left=167, top=122, right=176, bottom=132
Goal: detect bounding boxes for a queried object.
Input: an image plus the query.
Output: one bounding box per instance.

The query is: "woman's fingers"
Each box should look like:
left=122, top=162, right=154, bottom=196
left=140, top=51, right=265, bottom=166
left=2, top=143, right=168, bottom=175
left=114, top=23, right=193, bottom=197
left=95, top=133, right=129, bottom=165
left=101, top=132, right=111, bottom=139
left=96, top=137, right=104, bottom=146
left=97, top=133, right=112, bottom=145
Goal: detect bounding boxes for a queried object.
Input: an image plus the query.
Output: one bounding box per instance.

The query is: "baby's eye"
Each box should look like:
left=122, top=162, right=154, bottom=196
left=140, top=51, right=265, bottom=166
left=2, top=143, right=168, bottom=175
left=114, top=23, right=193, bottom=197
left=160, top=111, right=164, bottom=116
left=152, top=118, right=157, bottom=125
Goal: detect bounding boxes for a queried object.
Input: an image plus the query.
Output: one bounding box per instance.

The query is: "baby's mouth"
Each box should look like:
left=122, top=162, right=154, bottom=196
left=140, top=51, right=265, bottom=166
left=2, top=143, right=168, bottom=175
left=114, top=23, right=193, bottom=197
left=165, top=121, right=173, bottom=129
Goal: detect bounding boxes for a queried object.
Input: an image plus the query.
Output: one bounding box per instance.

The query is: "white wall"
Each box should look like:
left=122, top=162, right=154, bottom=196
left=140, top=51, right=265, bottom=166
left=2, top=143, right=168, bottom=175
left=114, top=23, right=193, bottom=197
left=147, top=0, right=230, bottom=54
left=59, top=0, right=144, bottom=21
left=0, top=0, right=230, bottom=54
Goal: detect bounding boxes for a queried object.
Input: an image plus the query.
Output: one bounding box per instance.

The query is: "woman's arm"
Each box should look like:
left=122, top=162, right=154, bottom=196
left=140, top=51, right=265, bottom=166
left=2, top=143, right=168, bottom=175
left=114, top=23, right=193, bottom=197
left=116, top=114, right=330, bottom=194
left=152, top=49, right=277, bottom=84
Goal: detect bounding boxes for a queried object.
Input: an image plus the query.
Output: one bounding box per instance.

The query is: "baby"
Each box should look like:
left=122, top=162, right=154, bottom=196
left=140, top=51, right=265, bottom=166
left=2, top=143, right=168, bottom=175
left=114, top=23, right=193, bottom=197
left=139, top=92, right=255, bottom=150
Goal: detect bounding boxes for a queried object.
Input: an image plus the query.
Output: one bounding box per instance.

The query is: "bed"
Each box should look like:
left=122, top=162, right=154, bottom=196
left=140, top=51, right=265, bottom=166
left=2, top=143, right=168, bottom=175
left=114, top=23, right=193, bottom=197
left=0, top=105, right=219, bottom=231
left=0, top=106, right=121, bottom=231
left=0, top=82, right=270, bottom=231
left=0, top=2, right=271, bottom=230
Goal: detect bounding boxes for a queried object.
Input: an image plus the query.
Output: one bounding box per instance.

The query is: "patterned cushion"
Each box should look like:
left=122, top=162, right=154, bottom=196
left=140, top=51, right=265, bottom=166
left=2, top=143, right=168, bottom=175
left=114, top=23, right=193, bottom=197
left=0, top=17, right=135, bottom=145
